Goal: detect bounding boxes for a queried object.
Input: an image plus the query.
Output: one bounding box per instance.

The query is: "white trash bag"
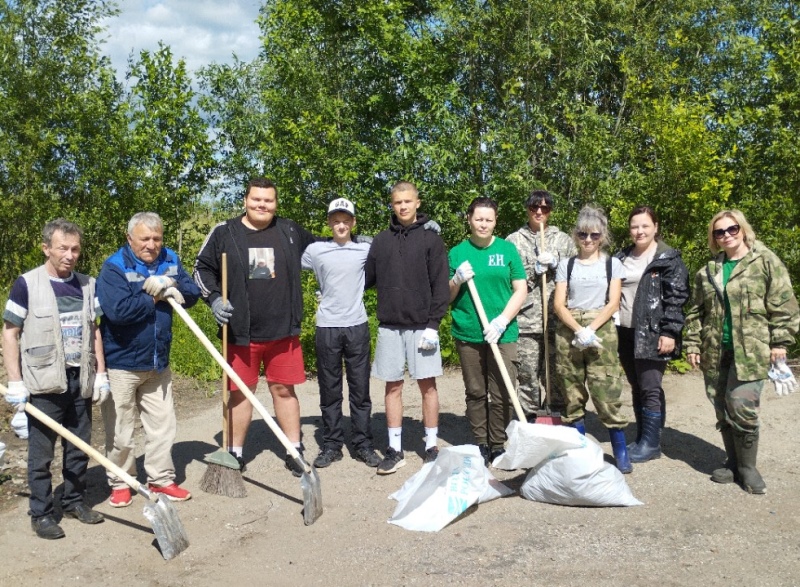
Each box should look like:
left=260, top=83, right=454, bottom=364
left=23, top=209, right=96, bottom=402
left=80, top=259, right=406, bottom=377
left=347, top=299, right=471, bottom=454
left=520, top=437, right=642, bottom=507
left=492, top=420, right=586, bottom=470
left=389, top=445, right=514, bottom=532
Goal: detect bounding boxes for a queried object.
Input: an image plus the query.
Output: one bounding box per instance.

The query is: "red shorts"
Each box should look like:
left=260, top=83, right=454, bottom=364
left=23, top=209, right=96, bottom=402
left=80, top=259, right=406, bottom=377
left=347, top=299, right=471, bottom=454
left=228, top=337, right=306, bottom=390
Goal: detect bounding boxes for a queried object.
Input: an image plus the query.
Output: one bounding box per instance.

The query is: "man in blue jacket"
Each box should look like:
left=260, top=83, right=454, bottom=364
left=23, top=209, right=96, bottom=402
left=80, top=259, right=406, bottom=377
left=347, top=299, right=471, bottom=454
left=97, top=212, right=200, bottom=508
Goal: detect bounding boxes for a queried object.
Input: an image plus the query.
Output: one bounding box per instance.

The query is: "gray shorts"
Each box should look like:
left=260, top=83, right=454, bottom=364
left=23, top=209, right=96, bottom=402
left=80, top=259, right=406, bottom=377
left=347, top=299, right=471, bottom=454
left=372, top=326, right=443, bottom=381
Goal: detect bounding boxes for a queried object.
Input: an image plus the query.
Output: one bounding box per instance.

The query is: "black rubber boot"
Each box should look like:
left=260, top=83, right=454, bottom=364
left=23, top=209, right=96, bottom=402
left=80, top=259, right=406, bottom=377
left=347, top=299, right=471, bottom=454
left=608, top=427, right=632, bottom=474
left=629, top=409, right=662, bottom=463
left=711, top=425, right=737, bottom=484
left=734, top=430, right=766, bottom=494
left=628, top=407, right=642, bottom=452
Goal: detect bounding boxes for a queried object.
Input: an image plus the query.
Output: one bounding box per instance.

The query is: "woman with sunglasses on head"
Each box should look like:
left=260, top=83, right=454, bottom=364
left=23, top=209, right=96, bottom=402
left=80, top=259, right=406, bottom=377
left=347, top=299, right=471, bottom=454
left=614, top=206, right=689, bottom=463
left=449, top=197, right=528, bottom=465
left=553, top=205, right=631, bottom=473
left=684, top=210, right=799, bottom=494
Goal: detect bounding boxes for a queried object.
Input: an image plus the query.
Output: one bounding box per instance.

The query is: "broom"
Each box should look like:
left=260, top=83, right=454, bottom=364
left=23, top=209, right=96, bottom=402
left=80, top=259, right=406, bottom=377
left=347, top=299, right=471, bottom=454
left=200, top=253, right=247, bottom=497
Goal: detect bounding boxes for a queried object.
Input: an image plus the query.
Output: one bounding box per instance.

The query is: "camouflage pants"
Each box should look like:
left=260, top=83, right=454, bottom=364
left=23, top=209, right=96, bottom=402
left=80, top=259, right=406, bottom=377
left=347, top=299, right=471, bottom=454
left=517, top=333, right=565, bottom=416
left=555, top=311, right=627, bottom=428
left=705, top=348, right=762, bottom=433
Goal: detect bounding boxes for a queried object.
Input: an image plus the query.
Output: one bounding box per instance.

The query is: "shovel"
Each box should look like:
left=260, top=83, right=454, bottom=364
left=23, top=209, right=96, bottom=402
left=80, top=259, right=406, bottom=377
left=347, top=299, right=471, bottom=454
left=167, top=299, right=323, bottom=525
left=0, top=383, right=189, bottom=560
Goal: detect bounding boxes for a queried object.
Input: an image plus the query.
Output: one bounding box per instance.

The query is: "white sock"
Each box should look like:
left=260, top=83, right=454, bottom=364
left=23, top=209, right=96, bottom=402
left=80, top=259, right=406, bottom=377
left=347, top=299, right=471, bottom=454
left=424, top=427, right=438, bottom=450
left=229, top=446, right=243, bottom=458
left=388, top=427, right=403, bottom=452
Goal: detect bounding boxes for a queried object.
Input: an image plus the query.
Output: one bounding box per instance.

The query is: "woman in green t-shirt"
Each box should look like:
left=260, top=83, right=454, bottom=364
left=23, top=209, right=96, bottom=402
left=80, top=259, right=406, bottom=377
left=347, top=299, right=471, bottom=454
left=684, top=210, right=799, bottom=494
left=448, top=197, right=527, bottom=465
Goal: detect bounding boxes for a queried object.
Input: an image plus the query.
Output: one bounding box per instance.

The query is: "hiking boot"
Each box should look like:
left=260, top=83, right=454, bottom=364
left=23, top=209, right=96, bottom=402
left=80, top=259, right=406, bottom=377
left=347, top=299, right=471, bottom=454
left=285, top=453, right=305, bottom=478
left=109, top=488, right=132, bottom=508
left=148, top=483, right=192, bottom=502
left=63, top=503, right=104, bottom=524
left=354, top=447, right=382, bottom=467
left=424, top=446, right=439, bottom=463
left=313, top=447, right=343, bottom=468
left=478, top=444, right=490, bottom=466
left=31, top=515, right=65, bottom=540
left=376, top=447, right=405, bottom=475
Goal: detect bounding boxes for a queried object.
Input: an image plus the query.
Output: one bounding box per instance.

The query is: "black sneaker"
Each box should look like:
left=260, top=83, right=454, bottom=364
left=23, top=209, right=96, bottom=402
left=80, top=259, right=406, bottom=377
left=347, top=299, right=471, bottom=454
left=424, top=446, right=439, bottom=463
left=354, top=447, right=382, bottom=467
left=478, top=444, right=490, bottom=466
left=489, top=447, right=506, bottom=464
left=230, top=451, right=246, bottom=472
left=377, top=447, right=406, bottom=475
left=313, top=447, right=343, bottom=468
left=31, top=515, right=65, bottom=540
left=63, top=503, right=104, bottom=525
left=284, top=453, right=305, bottom=478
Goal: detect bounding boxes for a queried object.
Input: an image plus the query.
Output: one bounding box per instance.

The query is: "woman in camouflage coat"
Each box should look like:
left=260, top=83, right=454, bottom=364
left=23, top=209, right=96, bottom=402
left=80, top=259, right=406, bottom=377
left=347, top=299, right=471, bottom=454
left=684, top=210, right=799, bottom=494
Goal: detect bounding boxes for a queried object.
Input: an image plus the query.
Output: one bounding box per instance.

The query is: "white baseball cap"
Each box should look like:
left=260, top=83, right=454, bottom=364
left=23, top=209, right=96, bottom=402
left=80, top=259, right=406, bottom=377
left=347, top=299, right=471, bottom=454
left=327, top=198, right=355, bottom=217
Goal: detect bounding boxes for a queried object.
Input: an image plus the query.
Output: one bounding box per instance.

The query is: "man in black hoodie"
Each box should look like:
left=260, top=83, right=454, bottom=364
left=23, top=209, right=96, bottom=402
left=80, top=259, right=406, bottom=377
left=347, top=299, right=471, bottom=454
left=364, top=181, right=450, bottom=474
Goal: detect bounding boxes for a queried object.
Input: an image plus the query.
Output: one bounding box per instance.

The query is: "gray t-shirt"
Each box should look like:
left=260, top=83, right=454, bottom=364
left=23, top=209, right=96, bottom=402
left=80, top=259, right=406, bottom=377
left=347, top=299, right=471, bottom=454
left=301, top=240, right=371, bottom=327
left=555, top=255, right=625, bottom=310
left=619, top=251, right=654, bottom=328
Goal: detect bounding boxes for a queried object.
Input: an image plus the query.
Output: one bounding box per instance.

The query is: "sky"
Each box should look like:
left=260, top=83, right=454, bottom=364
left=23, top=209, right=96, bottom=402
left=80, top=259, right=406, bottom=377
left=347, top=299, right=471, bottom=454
left=100, top=0, right=262, bottom=83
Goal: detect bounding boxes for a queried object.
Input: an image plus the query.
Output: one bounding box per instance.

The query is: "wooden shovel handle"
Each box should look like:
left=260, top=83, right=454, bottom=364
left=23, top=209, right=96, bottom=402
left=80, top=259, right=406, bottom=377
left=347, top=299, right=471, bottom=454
left=540, top=229, right=551, bottom=403
left=221, top=253, right=229, bottom=450
left=466, top=280, right=526, bottom=422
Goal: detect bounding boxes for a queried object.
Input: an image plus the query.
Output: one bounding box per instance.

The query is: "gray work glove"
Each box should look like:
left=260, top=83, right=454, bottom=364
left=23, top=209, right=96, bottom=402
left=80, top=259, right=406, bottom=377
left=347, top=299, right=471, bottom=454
left=92, top=372, right=111, bottom=405
left=5, top=381, right=28, bottom=413
left=142, top=275, right=176, bottom=297
left=483, top=315, right=509, bottom=344
left=211, top=298, right=234, bottom=325
left=158, top=286, right=185, bottom=305
left=423, top=220, right=441, bottom=234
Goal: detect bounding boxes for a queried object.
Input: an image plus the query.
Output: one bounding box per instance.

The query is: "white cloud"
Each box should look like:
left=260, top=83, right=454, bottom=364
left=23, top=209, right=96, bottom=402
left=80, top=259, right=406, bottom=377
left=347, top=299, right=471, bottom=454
left=100, top=0, right=261, bottom=83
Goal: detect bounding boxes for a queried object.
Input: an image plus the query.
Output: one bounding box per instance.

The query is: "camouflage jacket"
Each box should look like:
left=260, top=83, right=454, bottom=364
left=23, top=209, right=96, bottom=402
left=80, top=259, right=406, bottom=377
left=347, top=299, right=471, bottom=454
left=506, top=224, right=576, bottom=334
left=684, top=240, right=799, bottom=382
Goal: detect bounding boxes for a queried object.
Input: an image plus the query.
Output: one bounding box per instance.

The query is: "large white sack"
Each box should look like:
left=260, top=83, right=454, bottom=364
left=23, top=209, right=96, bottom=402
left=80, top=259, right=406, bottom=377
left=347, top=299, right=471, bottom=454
left=492, top=421, right=586, bottom=470
left=520, top=439, right=643, bottom=507
left=389, top=445, right=514, bottom=532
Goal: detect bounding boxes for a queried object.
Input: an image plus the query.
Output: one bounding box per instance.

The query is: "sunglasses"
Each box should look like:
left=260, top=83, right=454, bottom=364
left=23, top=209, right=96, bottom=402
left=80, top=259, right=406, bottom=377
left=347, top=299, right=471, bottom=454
left=577, top=231, right=602, bottom=241
left=712, top=224, right=740, bottom=239
left=529, top=205, right=551, bottom=214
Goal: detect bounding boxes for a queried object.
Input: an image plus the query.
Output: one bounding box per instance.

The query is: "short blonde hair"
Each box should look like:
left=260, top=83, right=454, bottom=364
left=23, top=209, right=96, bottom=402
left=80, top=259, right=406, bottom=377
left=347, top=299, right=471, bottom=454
left=573, top=205, right=611, bottom=250
left=390, top=180, right=419, bottom=199
left=708, top=209, right=755, bottom=253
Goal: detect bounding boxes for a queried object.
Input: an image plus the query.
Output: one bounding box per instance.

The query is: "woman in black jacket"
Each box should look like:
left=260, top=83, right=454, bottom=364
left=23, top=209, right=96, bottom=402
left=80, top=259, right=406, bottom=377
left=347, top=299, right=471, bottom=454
left=615, top=206, right=689, bottom=462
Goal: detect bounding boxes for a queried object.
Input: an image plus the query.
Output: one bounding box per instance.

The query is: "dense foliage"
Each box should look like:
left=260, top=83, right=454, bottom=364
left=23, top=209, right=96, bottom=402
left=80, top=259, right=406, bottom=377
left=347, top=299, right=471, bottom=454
left=2, top=0, right=799, bottom=376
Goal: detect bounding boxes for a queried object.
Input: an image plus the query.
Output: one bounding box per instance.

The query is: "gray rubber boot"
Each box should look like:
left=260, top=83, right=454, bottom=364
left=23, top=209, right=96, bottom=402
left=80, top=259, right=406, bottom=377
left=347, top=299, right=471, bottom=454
left=711, top=425, right=737, bottom=484
left=733, top=430, right=766, bottom=494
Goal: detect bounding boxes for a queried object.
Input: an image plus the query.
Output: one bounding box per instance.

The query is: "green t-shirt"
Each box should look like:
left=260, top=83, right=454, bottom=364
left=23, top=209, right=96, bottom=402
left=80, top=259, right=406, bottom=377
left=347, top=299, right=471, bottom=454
left=449, top=237, right=526, bottom=344
left=721, top=257, right=740, bottom=349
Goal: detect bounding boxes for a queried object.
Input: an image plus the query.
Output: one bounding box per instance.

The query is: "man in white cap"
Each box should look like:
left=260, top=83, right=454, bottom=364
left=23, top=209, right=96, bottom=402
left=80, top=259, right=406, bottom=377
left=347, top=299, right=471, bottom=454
left=301, top=198, right=381, bottom=468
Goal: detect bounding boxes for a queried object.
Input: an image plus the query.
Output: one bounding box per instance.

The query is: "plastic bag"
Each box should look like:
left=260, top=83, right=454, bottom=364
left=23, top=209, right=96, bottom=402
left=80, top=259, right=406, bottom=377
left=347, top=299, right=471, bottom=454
left=492, top=420, right=586, bottom=470
left=0, top=441, right=5, bottom=468
left=11, top=411, right=28, bottom=440
left=388, top=445, right=514, bottom=532
left=520, top=438, right=642, bottom=507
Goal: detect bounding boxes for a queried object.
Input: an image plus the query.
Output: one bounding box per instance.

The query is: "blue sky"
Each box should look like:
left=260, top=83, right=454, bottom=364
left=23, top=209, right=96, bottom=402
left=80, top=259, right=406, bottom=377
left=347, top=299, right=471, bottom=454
left=100, top=0, right=262, bottom=83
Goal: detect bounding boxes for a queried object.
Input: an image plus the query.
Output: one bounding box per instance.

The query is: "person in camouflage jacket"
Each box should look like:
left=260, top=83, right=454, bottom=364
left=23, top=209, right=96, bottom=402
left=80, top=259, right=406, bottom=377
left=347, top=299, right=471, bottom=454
left=684, top=209, right=799, bottom=495
left=506, top=190, right=575, bottom=419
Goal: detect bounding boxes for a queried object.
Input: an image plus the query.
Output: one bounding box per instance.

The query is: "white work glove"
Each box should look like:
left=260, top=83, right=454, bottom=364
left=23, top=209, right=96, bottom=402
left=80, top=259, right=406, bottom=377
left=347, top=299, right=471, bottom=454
left=5, top=381, right=29, bottom=412
left=211, top=298, right=234, bottom=325
left=483, top=315, right=509, bottom=344
left=142, top=275, right=176, bottom=297
left=418, top=328, right=440, bottom=351
left=768, top=358, right=797, bottom=396
left=452, top=261, right=475, bottom=286
left=534, top=251, right=557, bottom=275
left=315, top=290, right=322, bottom=303
left=572, top=327, right=604, bottom=350
left=92, top=372, right=111, bottom=405
left=158, top=286, right=185, bottom=305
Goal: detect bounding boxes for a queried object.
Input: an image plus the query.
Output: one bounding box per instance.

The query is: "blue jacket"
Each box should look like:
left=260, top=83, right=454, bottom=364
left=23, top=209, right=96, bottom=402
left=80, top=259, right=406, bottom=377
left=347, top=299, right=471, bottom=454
left=97, top=244, right=200, bottom=371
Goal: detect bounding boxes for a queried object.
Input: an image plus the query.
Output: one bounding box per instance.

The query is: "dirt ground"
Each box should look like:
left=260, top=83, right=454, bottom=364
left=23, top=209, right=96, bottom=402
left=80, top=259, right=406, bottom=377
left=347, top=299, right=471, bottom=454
left=1, top=368, right=799, bottom=587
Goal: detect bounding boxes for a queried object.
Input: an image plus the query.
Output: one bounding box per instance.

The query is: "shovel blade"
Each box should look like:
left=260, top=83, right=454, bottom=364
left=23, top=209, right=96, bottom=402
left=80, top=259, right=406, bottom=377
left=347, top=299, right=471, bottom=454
left=142, top=496, right=190, bottom=560
left=300, top=463, right=323, bottom=525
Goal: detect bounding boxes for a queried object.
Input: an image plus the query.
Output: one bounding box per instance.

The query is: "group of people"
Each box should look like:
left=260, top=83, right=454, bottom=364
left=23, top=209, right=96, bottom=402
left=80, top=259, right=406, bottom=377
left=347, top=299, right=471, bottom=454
left=3, top=178, right=798, bottom=541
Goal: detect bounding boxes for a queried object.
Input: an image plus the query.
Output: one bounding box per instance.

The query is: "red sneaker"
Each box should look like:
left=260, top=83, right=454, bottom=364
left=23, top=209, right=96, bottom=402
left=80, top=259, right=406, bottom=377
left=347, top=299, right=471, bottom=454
left=148, top=483, right=192, bottom=502
left=109, top=488, right=132, bottom=508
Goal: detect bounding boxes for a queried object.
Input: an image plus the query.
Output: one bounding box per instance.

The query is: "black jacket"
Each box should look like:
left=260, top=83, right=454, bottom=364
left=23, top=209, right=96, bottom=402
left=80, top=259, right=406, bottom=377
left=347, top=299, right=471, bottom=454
left=364, top=213, right=450, bottom=330
left=615, top=241, right=690, bottom=360
left=193, top=214, right=317, bottom=345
